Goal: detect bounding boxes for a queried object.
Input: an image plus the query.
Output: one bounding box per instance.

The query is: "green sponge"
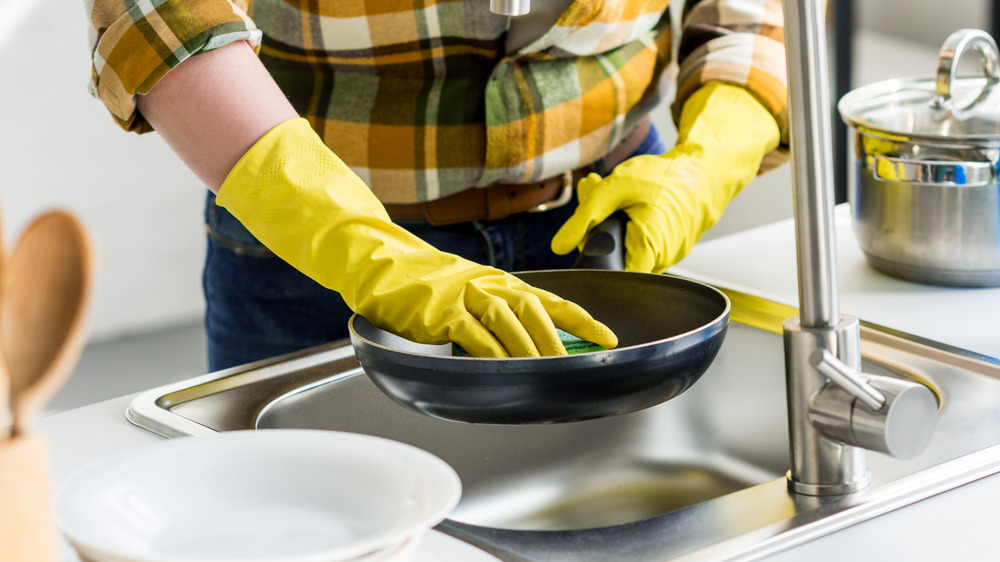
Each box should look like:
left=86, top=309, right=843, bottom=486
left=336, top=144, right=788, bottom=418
left=452, top=328, right=607, bottom=357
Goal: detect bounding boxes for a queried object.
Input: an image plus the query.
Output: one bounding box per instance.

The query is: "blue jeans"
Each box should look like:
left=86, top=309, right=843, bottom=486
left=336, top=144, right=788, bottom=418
left=203, top=124, right=668, bottom=370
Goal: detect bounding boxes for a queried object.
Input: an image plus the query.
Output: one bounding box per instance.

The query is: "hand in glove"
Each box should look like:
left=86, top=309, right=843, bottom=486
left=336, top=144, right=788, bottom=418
left=551, top=81, right=781, bottom=273
left=216, top=118, right=617, bottom=358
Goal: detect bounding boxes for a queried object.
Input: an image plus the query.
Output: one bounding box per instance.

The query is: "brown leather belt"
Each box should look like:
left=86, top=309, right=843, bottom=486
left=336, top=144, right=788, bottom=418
left=384, top=117, right=651, bottom=226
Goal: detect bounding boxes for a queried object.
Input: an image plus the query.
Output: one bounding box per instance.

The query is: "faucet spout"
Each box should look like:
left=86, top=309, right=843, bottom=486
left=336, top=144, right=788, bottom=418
left=783, top=0, right=840, bottom=329
left=490, top=0, right=530, bottom=16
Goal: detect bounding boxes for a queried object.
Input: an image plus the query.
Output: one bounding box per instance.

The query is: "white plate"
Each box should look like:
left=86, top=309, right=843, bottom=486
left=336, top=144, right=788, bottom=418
left=348, top=533, right=422, bottom=562
left=54, top=430, right=461, bottom=562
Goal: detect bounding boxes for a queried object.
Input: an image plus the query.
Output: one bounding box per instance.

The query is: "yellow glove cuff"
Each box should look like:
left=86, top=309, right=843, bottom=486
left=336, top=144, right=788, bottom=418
left=216, top=118, right=401, bottom=291
left=677, top=81, right=781, bottom=181
left=218, top=117, right=388, bottom=222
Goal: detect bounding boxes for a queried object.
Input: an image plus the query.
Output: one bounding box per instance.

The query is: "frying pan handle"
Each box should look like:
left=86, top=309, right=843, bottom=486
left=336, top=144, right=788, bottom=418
left=573, top=211, right=627, bottom=271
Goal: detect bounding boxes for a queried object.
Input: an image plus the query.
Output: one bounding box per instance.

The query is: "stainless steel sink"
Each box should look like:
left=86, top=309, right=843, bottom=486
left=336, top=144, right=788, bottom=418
left=127, top=288, right=1000, bottom=561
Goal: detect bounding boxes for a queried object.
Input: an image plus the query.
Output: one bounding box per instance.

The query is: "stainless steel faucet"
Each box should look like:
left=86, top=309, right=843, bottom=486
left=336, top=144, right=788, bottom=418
left=781, top=0, right=939, bottom=495
left=490, top=0, right=530, bottom=16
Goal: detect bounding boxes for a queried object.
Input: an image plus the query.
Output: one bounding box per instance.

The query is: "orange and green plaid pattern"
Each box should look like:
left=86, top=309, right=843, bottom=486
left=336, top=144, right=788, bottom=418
left=84, top=0, right=261, bottom=133
left=85, top=0, right=787, bottom=202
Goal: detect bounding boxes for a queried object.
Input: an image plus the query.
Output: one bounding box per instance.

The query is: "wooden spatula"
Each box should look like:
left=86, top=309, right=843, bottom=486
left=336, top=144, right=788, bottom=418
left=0, top=209, right=94, bottom=562
left=3, top=210, right=94, bottom=436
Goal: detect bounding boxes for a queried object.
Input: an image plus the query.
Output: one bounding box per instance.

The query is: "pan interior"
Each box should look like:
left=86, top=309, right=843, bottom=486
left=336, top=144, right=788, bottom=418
left=515, top=270, right=728, bottom=347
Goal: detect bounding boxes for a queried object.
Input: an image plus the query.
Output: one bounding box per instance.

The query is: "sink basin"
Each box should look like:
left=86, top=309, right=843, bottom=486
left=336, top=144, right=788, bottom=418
left=127, top=287, right=1000, bottom=561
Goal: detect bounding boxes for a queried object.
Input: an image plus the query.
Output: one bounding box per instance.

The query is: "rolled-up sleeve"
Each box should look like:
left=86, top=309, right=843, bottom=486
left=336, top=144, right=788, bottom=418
left=84, top=0, right=262, bottom=132
left=673, top=0, right=787, bottom=170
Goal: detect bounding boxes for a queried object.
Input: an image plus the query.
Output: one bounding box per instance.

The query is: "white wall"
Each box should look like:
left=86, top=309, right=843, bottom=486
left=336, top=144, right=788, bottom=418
left=858, top=0, right=989, bottom=48
left=0, top=1, right=207, bottom=343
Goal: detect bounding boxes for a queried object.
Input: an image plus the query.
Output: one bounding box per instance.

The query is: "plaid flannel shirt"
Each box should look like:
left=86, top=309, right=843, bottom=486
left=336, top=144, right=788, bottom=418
left=84, top=0, right=787, bottom=203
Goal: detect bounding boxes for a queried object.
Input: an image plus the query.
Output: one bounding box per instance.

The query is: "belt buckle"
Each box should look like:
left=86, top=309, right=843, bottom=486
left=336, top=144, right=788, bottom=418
left=528, top=170, right=574, bottom=213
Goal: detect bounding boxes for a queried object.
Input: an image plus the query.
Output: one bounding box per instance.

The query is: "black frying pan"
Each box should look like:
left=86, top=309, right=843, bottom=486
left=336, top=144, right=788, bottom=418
left=348, top=215, right=730, bottom=425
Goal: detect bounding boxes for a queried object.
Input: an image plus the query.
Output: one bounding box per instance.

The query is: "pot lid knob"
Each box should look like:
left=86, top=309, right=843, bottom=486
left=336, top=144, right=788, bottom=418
left=931, top=28, right=1000, bottom=118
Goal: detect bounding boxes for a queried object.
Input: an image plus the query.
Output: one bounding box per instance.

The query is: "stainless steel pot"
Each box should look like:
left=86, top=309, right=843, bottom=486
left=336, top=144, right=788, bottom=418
left=838, top=29, right=1000, bottom=287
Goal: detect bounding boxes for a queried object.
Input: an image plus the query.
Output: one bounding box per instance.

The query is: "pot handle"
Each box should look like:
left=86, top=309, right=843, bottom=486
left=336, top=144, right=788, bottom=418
left=872, top=155, right=994, bottom=187
left=931, top=28, right=1000, bottom=116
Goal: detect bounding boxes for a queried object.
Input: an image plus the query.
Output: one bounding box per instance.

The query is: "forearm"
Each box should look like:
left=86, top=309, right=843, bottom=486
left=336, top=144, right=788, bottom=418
left=135, top=41, right=299, bottom=191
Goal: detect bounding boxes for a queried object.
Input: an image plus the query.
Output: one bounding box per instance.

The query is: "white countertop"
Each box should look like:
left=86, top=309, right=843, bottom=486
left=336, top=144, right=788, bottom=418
left=38, top=204, right=1000, bottom=561
left=673, top=205, right=1000, bottom=360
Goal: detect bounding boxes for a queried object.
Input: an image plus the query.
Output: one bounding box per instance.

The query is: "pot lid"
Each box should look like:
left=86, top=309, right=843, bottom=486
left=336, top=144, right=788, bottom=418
left=839, top=29, right=1000, bottom=140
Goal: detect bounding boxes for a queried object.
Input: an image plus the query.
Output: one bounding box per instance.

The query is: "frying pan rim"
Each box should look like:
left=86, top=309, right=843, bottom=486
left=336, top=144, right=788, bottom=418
left=348, top=271, right=731, bottom=362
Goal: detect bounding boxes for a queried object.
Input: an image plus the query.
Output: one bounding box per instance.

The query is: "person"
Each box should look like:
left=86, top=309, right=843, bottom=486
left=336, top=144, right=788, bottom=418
left=82, top=0, right=787, bottom=371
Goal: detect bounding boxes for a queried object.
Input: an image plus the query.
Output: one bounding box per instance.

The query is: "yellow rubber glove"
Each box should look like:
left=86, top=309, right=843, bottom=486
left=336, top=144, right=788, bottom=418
left=216, top=118, right=617, bottom=358
left=551, top=81, right=781, bottom=273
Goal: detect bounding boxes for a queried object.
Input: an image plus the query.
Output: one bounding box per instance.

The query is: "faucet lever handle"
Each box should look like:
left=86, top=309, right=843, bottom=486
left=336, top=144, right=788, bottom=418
left=810, top=349, right=886, bottom=410
left=808, top=346, right=939, bottom=460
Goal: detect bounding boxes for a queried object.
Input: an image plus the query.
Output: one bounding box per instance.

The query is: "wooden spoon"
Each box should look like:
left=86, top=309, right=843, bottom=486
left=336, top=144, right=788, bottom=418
left=0, top=206, right=6, bottom=438
left=3, top=210, right=94, bottom=437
